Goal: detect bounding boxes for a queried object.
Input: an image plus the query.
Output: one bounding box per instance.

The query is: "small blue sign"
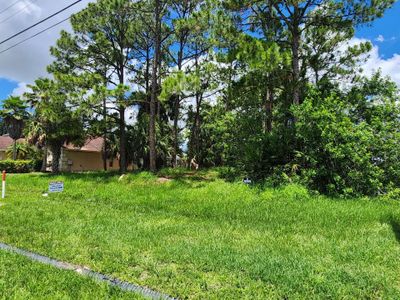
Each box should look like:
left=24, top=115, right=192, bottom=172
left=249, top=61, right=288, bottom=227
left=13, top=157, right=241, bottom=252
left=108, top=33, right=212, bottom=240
left=49, top=182, right=64, bottom=193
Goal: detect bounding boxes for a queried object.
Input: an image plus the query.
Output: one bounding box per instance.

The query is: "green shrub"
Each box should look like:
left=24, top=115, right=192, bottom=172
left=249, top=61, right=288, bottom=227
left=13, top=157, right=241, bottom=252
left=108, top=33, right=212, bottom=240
left=278, top=184, right=311, bottom=201
left=33, top=159, right=43, bottom=172
left=158, top=167, right=188, bottom=178
left=217, top=167, right=242, bottom=182
left=293, top=77, right=400, bottom=196
left=6, top=142, right=42, bottom=161
left=383, top=188, right=400, bottom=201
left=0, top=160, right=34, bottom=173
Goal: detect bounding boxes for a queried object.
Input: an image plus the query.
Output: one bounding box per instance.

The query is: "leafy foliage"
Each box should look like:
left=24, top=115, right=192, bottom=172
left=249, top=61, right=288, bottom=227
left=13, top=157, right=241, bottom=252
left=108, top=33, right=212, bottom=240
left=0, top=96, right=30, bottom=160
left=25, top=78, right=85, bottom=173
left=293, top=75, right=400, bottom=196
left=0, top=160, right=34, bottom=173
left=6, top=142, right=41, bottom=161
left=20, top=0, right=400, bottom=195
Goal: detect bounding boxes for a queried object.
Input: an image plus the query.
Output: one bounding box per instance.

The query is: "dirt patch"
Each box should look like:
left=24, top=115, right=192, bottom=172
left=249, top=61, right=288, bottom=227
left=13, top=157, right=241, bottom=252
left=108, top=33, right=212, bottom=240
left=157, top=177, right=172, bottom=184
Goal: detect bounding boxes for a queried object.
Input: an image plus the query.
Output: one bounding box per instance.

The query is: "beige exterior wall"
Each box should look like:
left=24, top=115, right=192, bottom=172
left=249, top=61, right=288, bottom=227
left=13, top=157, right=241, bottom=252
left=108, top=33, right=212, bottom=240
left=60, top=149, right=121, bottom=172
left=47, top=148, right=121, bottom=172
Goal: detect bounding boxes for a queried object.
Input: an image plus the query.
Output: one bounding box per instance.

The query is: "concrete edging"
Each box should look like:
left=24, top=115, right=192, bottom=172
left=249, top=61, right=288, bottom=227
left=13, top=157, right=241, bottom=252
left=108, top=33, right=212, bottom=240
left=0, top=242, right=176, bottom=300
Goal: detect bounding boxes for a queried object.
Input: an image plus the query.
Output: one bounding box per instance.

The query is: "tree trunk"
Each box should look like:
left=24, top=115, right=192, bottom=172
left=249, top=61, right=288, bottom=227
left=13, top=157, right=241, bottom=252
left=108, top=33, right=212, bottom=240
left=41, top=145, right=48, bottom=172
left=119, top=107, right=127, bottom=173
left=50, top=143, right=62, bottom=173
left=291, top=3, right=301, bottom=106
left=172, top=39, right=185, bottom=168
left=172, top=96, right=179, bottom=167
left=189, top=92, right=203, bottom=163
left=315, top=69, right=320, bottom=86
left=291, top=26, right=301, bottom=106
left=12, top=139, right=17, bottom=160
left=263, top=87, right=273, bottom=133
left=149, top=0, right=161, bottom=172
left=103, top=96, right=108, bottom=171
left=145, top=47, right=151, bottom=113
left=189, top=53, right=203, bottom=164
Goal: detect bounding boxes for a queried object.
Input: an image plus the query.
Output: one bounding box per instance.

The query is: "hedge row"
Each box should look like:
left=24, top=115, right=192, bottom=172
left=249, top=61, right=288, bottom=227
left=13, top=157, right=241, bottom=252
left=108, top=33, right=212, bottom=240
left=0, top=160, right=35, bottom=173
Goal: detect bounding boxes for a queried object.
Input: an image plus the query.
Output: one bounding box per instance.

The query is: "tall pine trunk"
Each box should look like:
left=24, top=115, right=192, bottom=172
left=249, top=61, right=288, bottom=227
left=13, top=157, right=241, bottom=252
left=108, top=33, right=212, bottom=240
left=263, top=88, right=273, bottom=133
left=119, top=107, right=127, bottom=173
left=118, top=62, right=127, bottom=173
left=172, top=97, right=179, bottom=167
left=172, top=40, right=184, bottom=168
left=103, top=96, right=108, bottom=171
left=149, top=0, right=161, bottom=172
left=189, top=92, right=202, bottom=163
left=291, top=3, right=301, bottom=106
left=291, top=27, right=300, bottom=106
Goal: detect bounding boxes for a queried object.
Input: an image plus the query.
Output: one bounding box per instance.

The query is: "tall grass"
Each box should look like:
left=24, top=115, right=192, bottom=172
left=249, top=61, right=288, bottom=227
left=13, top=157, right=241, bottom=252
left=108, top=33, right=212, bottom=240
left=0, top=171, right=399, bottom=298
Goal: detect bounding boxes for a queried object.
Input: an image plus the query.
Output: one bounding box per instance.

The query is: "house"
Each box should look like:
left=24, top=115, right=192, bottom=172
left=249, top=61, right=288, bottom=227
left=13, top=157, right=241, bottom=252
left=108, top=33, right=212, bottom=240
left=46, top=137, right=122, bottom=172
left=0, top=135, right=128, bottom=172
left=0, top=135, right=25, bottom=160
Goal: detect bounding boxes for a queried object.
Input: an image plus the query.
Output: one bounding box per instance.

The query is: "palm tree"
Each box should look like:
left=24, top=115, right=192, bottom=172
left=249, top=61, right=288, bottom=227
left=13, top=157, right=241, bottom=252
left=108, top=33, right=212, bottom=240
left=0, top=96, right=29, bottom=160
left=6, top=142, right=38, bottom=160
left=25, top=120, right=48, bottom=172
left=25, top=78, right=84, bottom=173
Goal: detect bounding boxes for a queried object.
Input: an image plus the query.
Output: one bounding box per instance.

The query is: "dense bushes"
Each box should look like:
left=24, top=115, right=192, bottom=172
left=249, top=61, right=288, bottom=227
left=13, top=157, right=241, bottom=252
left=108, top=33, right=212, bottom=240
left=0, top=160, right=35, bottom=173
left=293, top=76, right=400, bottom=196
left=221, top=73, right=400, bottom=197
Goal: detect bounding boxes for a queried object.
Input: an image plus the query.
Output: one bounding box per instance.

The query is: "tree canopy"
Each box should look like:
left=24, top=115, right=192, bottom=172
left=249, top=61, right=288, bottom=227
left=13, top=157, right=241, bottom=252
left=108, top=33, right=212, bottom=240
left=18, top=0, right=400, bottom=195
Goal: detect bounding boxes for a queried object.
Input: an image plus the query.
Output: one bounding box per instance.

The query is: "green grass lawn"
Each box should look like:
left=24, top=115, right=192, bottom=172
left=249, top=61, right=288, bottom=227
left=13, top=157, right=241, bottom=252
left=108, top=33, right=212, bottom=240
left=0, top=171, right=399, bottom=299
left=0, top=250, right=142, bottom=299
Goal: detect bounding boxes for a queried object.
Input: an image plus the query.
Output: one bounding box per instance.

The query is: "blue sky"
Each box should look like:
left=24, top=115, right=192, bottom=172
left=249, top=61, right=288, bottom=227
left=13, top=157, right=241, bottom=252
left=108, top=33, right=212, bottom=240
left=0, top=78, right=19, bottom=99
left=356, top=1, right=400, bottom=58
left=0, top=1, right=399, bottom=101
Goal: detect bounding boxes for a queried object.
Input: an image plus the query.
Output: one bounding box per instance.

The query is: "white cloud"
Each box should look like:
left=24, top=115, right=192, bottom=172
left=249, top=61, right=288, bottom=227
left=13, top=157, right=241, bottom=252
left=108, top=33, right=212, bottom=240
left=349, top=37, right=400, bottom=86
left=375, top=35, right=385, bottom=42
left=11, top=82, right=29, bottom=96
left=0, top=0, right=94, bottom=84
left=1, top=1, right=399, bottom=93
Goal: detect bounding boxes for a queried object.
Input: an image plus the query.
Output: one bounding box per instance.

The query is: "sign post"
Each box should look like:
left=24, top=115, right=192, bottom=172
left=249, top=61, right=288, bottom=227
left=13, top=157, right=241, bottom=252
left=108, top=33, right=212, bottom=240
left=2, top=171, right=6, bottom=199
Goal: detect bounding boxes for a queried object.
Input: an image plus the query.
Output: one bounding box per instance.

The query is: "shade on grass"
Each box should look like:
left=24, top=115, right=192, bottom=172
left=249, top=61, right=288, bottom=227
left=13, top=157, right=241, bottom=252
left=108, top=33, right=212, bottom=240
left=0, top=171, right=399, bottom=299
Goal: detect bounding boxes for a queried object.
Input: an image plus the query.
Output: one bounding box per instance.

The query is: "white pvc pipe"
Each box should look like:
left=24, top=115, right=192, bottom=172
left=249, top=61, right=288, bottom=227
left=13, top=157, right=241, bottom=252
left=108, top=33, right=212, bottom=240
left=2, top=171, right=5, bottom=199
left=2, top=180, right=5, bottom=199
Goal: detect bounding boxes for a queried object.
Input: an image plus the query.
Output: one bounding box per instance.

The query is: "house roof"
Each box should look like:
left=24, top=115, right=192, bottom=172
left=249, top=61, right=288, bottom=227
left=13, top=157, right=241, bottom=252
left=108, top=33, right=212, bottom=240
left=64, top=137, right=104, bottom=153
left=0, top=135, right=25, bottom=151
left=0, top=135, right=105, bottom=153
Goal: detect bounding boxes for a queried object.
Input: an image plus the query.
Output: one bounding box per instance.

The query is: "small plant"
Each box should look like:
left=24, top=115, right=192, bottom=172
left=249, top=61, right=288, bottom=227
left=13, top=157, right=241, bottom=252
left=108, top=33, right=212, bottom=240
left=217, top=167, right=242, bottom=182
left=6, top=142, right=42, bottom=161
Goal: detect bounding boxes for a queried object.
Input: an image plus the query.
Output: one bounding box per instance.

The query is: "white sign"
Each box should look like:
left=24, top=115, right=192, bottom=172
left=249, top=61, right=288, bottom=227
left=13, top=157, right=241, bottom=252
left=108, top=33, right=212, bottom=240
left=243, top=178, right=252, bottom=184
left=49, top=181, right=64, bottom=193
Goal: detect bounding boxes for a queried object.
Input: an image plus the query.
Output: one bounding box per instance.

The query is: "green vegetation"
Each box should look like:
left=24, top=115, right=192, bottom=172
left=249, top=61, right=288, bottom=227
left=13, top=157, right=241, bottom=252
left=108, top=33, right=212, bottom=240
left=0, top=1, right=398, bottom=196
left=0, top=160, right=35, bottom=173
left=0, top=171, right=399, bottom=299
left=0, top=250, right=142, bottom=299
left=292, top=76, right=400, bottom=196
left=1, top=1, right=399, bottom=297
left=0, top=96, right=29, bottom=160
